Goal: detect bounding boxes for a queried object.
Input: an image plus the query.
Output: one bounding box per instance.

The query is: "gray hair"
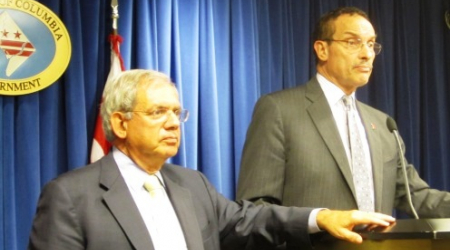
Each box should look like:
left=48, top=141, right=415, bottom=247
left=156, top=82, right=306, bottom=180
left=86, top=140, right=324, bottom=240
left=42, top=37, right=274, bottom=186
left=100, top=69, right=174, bottom=142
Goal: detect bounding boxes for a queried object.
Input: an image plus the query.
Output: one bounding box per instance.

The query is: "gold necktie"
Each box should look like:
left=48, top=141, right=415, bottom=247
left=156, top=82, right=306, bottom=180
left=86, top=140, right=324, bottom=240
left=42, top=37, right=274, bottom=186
left=142, top=174, right=187, bottom=249
left=143, top=174, right=164, bottom=199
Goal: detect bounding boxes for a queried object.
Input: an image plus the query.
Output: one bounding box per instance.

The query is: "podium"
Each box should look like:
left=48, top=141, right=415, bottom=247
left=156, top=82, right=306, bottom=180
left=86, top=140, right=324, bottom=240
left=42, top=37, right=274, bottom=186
left=315, top=218, right=450, bottom=250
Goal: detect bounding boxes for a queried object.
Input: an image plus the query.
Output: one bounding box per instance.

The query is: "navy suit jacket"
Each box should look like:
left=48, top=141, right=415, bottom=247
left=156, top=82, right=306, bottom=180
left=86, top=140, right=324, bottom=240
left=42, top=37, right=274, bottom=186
left=29, top=154, right=314, bottom=250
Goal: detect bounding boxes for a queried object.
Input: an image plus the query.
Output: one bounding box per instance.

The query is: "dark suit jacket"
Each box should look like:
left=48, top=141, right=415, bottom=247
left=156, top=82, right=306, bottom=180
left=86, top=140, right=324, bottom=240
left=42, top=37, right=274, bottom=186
left=28, top=154, right=314, bottom=250
left=237, top=77, right=450, bottom=218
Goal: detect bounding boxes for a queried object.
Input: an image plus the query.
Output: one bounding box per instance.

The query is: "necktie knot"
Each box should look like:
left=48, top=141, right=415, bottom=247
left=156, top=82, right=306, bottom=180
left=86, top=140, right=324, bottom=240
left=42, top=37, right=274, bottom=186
left=144, top=175, right=164, bottom=198
left=342, top=95, right=353, bottom=111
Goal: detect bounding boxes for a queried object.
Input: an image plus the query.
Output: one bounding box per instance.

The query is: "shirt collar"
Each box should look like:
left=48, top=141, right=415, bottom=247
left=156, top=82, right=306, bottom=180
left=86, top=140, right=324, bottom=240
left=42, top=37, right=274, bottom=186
left=112, top=147, right=165, bottom=192
left=316, top=73, right=356, bottom=107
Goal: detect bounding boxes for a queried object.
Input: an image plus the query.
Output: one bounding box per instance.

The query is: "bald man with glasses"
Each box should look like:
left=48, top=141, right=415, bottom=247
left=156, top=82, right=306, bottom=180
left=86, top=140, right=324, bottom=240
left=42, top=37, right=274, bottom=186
left=237, top=6, right=450, bottom=230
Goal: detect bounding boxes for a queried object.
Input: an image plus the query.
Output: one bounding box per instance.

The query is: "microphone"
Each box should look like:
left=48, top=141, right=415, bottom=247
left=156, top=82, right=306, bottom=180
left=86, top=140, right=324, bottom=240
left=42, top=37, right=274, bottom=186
left=386, top=117, right=419, bottom=219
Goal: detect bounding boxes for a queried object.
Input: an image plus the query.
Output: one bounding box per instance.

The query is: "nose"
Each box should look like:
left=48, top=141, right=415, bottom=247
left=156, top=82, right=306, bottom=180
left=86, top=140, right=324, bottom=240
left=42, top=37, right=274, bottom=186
left=359, top=43, right=374, bottom=59
left=164, top=110, right=180, bottom=129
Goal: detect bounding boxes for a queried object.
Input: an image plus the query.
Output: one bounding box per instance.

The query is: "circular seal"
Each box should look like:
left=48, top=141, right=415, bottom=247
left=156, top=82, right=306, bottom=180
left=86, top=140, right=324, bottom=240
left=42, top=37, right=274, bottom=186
left=0, top=0, right=71, bottom=95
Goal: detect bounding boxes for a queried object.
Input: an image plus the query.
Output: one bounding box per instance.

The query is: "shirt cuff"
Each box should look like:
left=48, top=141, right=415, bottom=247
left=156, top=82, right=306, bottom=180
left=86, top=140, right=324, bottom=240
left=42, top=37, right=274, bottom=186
left=308, top=208, right=326, bottom=234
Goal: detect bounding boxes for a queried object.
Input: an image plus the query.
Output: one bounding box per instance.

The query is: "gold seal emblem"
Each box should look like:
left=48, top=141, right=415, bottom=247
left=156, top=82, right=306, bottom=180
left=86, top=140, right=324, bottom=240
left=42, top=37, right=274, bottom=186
left=0, top=0, right=71, bottom=95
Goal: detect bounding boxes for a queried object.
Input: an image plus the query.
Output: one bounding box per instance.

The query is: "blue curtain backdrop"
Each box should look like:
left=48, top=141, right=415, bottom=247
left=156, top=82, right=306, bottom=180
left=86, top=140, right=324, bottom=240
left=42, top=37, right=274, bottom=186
left=1, top=0, right=450, bottom=249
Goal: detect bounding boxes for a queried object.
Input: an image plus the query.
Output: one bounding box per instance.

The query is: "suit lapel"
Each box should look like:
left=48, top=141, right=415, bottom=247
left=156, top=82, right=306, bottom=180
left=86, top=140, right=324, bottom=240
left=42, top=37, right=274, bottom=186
left=161, top=169, right=205, bottom=250
left=99, top=155, right=155, bottom=250
left=357, top=103, right=384, bottom=211
left=305, top=79, right=358, bottom=199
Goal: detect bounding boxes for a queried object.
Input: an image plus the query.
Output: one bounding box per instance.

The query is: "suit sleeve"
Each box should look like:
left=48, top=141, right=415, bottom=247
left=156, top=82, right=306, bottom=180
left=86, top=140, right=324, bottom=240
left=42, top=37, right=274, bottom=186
left=196, top=172, right=314, bottom=249
left=237, top=95, right=286, bottom=205
left=28, top=180, right=84, bottom=250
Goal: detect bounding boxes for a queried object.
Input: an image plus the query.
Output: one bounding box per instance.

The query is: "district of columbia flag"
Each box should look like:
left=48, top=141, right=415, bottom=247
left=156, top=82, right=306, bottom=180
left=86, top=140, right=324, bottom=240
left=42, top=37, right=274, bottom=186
left=90, top=34, right=125, bottom=163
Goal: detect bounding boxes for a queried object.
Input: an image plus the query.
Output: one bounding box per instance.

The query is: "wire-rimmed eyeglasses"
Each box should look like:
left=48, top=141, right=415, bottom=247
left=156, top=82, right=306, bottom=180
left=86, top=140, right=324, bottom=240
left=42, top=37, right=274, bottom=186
left=130, top=108, right=189, bottom=123
left=323, top=38, right=382, bottom=55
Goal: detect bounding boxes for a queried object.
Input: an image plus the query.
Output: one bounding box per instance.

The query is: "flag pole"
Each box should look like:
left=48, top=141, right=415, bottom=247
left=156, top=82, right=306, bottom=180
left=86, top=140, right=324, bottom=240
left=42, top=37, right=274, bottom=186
left=111, top=0, right=119, bottom=35
left=109, top=0, right=125, bottom=71
left=90, top=0, right=122, bottom=163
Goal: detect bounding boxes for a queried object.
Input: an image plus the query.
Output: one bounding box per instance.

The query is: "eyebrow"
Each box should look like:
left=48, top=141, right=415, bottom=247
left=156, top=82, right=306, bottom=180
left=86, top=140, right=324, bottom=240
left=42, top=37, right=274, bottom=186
left=341, top=31, right=378, bottom=39
left=151, top=105, right=181, bottom=110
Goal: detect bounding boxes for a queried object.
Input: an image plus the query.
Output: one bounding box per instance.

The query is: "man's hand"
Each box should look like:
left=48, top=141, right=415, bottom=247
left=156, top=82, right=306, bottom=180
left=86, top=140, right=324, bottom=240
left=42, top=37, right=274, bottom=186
left=316, top=210, right=395, bottom=244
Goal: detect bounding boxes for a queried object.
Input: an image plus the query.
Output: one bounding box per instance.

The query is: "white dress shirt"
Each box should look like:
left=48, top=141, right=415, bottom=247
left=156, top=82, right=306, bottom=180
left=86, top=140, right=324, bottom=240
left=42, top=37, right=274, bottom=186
left=113, top=147, right=187, bottom=250
left=113, top=148, right=323, bottom=236
left=317, top=73, right=375, bottom=205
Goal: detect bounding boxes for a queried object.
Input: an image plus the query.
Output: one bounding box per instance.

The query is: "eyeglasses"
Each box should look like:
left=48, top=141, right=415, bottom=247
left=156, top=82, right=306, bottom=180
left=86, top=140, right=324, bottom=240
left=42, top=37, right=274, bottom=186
left=323, top=38, right=382, bottom=55
left=131, top=108, right=189, bottom=123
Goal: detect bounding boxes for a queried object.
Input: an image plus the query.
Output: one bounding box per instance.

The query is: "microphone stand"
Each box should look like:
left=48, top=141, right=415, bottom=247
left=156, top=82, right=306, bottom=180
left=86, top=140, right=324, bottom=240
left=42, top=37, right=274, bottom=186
left=387, top=117, right=419, bottom=219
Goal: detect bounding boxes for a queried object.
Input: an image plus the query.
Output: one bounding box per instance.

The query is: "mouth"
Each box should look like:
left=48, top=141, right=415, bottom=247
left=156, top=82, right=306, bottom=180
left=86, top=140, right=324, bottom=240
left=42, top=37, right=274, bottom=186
left=162, top=136, right=178, bottom=144
left=354, top=65, right=373, bottom=73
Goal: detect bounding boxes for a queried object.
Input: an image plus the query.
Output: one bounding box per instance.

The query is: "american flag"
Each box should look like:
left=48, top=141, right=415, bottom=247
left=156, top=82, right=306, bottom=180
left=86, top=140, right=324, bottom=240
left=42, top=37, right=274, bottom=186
left=90, top=34, right=125, bottom=162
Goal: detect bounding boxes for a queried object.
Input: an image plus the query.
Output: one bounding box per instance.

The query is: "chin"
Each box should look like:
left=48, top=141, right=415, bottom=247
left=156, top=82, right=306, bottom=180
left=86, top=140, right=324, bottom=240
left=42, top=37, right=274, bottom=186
left=358, top=81, right=369, bottom=87
left=355, top=77, right=370, bottom=86
left=165, top=148, right=179, bottom=157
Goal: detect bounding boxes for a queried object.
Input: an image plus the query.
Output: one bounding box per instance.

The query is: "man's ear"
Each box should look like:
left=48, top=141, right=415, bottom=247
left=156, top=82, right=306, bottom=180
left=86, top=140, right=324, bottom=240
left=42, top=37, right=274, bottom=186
left=111, top=112, right=128, bottom=139
left=314, top=40, right=329, bottom=61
